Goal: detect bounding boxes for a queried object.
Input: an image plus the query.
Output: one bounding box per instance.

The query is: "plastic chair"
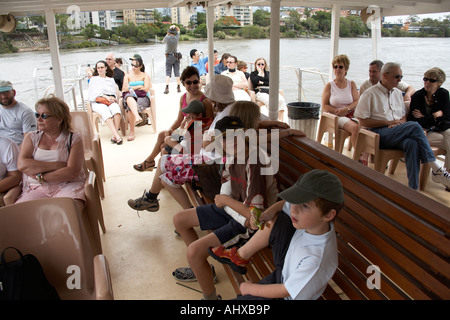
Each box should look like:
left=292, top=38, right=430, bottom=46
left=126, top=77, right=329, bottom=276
left=87, top=101, right=127, bottom=136
left=71, top=111, right=105, bottom=199
left=419, top=147, right=447, bottom=190
left=121, top=88, right=157, bottom=134
left=316, top=112, right=352, bottom=153
left=353, top=128, right=405, bottom=174
left=0, top=197, right=114, bottom=300
left=84, top=171, right=106, bottom=255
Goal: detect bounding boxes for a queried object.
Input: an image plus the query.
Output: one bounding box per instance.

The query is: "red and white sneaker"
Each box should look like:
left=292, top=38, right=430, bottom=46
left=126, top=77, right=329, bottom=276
left=208, top=246, right=249, bottom=274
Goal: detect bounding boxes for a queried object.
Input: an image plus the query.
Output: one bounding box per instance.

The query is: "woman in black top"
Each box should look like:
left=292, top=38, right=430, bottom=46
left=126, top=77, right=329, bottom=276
left=408, top=67, right=450, bottom=170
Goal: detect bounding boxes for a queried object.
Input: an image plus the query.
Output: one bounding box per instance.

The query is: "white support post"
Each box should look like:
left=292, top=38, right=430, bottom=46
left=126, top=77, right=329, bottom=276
left=269, top=0, right=281, bottom=121
left=206, top=5, right=215, bottom=81
left=371, top=7, right=382, bottom=60
left=44, top=9, right=64, bottom=99
left=329, top=4, right=341, bottom=80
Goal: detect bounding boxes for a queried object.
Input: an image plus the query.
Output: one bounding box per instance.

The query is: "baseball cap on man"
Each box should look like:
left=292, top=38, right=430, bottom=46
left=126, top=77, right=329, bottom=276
left=0, top=80, right=13, bottom=93
left=278, top=169, right=344, bottom=205
left=181, top=100, right=205, bottom=114
left=204, top=75, right=235, bottom=105
left=129, top=54, right=142, bottom=60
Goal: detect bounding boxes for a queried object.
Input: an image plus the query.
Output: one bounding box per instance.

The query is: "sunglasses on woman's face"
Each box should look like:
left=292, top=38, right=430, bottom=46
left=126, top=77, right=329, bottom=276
left=185, top=80, right=199, bottom=85
left=131, top=64, right=140, bottom=68
left=423, top=77, right=437, bottom=83
left=333, top=65, right=344, bottom=69
left=35, top=112, right=53, bottom=119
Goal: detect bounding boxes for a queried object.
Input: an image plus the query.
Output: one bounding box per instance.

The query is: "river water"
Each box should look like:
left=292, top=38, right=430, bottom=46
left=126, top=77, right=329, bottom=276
left=1, top=37, right=450, bottom=108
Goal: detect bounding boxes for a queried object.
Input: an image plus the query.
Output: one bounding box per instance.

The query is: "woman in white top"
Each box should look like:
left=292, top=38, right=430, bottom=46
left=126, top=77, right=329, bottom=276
left=221, top=55, right=251, bottom=101
left=88, top=60, right=123, bottom=144
left=321, top=55, right=365, bottom=163
left=16, top=96, right=86, bottom=209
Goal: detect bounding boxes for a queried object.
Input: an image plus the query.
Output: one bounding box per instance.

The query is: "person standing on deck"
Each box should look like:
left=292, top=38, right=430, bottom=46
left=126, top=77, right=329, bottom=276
left=0, top=80, right=37, bottom=147
left=162, top=25, right=181, bottom=94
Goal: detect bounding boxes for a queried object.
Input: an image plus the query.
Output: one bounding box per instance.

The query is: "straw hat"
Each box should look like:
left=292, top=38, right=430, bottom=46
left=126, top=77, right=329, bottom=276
left=204, top=75, right=235, bottom=104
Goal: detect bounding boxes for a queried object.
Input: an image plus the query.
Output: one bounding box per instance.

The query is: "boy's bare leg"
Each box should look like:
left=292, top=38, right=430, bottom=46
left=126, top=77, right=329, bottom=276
left=187, top=233, right=221, bottom=297
left=173, top=207, right=200, bottom=246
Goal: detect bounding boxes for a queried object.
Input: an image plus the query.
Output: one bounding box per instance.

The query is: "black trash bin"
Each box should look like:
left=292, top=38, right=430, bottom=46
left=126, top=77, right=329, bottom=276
left=287, top=102, right=321, bottom=139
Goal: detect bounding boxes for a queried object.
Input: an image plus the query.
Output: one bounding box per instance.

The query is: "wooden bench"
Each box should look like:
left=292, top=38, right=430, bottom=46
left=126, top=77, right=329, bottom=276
left=185, top=134, right=450, bottom=300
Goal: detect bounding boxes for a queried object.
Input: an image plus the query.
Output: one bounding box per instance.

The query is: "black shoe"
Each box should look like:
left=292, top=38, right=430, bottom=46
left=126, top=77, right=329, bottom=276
left=164, top=86, right=169, bottom=94
left=177, top=85, right=181, bottom=93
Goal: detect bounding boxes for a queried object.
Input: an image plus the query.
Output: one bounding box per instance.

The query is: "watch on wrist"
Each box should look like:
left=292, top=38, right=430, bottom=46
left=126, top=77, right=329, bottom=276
left=36, top=173, right=44, bottom=184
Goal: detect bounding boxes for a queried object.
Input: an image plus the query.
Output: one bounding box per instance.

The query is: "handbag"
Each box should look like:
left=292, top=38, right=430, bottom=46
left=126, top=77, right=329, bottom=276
left=0, top=247, right=60, bottom=300
left=95, top=96, right=112, bottom=106
left=192, top=163, right=223, bottom=200
left=174, top=52, right=182, bottom=60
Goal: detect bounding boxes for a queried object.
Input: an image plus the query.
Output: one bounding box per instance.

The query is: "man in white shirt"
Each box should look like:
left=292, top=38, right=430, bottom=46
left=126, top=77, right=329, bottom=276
left=0, top=80, right=37, bottom=146
left=355, top=62, right=450, bottom=190
left=359, top=60, right=415, bottom=112
left=0, top=136, right=21, bottom=195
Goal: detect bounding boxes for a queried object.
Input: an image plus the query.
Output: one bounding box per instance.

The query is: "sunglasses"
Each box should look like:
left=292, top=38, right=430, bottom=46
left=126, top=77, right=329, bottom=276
left=394, top=75, right=403, bottom=80
left=131, top=64, right=140, bottom=68
left=184, top=80, right=199, bottom=85
left=35, top=112, right=53, bottom=119
left=227, top=61, right=236, bottom=64
left=333, top=65, right=344, bottom=69
left=423, top=77, right=437, bottom=83
left=257, top=63, right=265, bottom=66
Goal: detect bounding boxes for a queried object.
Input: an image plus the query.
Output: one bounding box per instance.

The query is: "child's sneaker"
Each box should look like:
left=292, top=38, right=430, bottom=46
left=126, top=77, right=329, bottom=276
left=172, top=265, right=217, bottom=283
left=208, top=246, right=249, bottom=274
left=127, top=190, right=159, bottom=212
left=431, top=167, right=450, bottom=188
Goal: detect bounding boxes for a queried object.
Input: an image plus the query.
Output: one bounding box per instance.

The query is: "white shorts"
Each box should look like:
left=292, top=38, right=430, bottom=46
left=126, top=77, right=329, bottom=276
left=91, top=102, right=121, bottom=121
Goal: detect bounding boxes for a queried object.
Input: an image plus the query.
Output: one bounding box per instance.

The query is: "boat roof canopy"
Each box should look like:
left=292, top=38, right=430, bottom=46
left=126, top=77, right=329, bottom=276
left=1, top=0, right=450, bottom=17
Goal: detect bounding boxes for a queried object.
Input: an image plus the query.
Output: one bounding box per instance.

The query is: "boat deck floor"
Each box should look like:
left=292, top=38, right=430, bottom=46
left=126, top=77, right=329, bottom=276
left=97, top=83, right=449, bottom=300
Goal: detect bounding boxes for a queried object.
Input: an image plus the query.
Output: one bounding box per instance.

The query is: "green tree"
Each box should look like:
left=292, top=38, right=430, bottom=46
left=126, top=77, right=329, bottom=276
left=240, top=25, right=264, bottom=38
left=253, top=9, right=270, bottom=27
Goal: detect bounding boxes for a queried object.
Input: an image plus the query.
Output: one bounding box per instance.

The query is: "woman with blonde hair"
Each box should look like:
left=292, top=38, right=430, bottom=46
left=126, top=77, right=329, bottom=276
left=16, top=96, right=86, bottom=207
left=249, top=57, right=287, bottom=121
left=321, top=54, right=363, bottom=163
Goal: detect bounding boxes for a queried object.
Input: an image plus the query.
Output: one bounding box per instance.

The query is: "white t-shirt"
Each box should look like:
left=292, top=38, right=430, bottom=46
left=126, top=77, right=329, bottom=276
left=0, top=101, right=37, bottom=145
left=281, top=202, right=338, bottom=300
left=355, top=82, right=405, bottom=121
left=0, top=136, right=20, bottom=180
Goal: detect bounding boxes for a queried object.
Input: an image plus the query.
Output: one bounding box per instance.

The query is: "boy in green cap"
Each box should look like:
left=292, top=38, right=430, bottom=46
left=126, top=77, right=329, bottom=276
left=209, top=169, right=344, bottom=300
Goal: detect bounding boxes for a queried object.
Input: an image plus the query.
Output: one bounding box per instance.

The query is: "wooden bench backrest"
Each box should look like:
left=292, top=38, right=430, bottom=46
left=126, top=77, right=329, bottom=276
left=274, top=136, right=450, bottom=300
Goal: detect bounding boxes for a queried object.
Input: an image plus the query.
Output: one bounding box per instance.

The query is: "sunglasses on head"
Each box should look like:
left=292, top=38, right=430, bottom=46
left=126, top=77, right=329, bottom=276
left=35, top=112, right=52, bottom=119
left=423, top=77, right=437, bottom=83
left=333, top=65, right=344, bottom=69
left=184, top=80, right=199, bottom=85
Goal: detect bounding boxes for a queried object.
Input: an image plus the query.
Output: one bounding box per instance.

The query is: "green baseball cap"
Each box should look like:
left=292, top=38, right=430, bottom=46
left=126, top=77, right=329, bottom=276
left=181, top=100, right=205, bottom=114
left=278, top=169, right=344, bottom=205
left=129, top=54, right=142, bottom=60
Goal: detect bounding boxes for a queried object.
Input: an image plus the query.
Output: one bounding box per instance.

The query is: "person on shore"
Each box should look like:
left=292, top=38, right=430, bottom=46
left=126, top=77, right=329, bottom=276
left=0, top=136, right=21, bottom=195
left=408, top=67, right=450, bottom=179
left=163, top=25, right=181, bottom=94
left=355, top=62, right=450, bottom=190
left=190, top=49, right=208, bottom=85
left=105, top=52, right=125, bottom=92
left=172, top=116, right=278, bottom=300
left=209, top=169, right=344, bottom=300
left=221, top=55, right=250, bottom=101
left=122, top=54, right=153, bottom=141
left=249, top=57, right=287, bottom=122
left=88, top=60, right=123, bottom=144
left=321, top=55, right=362, bottom=162
left=15, top=96, right=86, bottom=209
left=132, top=66, right=214, bottom=172
left=359, top=59, right=415, bottom=112
left=0, top=80, right=37, bottom=146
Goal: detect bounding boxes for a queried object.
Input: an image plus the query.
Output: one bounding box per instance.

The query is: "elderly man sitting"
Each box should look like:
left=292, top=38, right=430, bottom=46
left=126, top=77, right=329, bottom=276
left=355, top=62, right=450, bottom=190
